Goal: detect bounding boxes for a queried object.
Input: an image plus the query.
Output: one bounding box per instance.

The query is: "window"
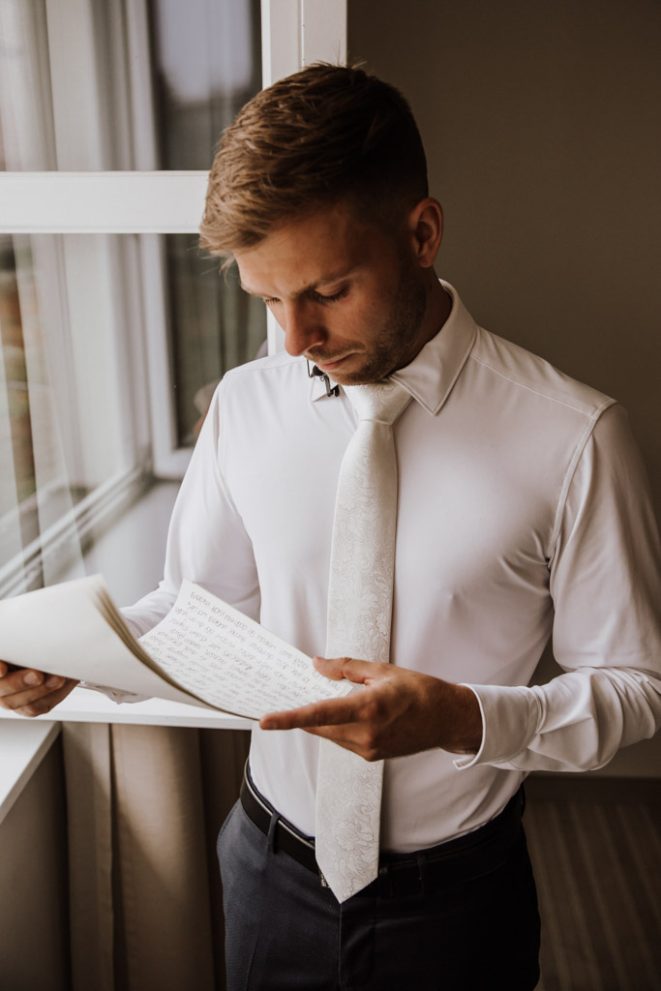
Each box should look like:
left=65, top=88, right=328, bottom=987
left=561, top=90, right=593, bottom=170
left=0, top=231, right=149, bottom=594
left=149, top=0, right=267, bottom=445
left=0, top=0, right=346, bottom=596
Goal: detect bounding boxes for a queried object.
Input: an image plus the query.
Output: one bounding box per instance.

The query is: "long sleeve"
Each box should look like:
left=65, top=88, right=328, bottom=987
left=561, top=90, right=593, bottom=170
left=458, top=404, right=661, bottom=772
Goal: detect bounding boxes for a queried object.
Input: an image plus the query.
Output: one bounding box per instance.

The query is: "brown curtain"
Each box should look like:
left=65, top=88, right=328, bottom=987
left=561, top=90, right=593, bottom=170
left=62, top=723, right=250, bottom=991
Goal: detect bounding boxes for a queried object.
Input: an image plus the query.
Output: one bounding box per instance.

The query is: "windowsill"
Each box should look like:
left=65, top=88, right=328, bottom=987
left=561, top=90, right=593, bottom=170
left=0, top=687, right=253, bottom=730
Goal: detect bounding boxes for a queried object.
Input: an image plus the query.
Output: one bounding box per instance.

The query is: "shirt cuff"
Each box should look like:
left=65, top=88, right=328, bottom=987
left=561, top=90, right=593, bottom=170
left=453, top=683, right=542, bottom=769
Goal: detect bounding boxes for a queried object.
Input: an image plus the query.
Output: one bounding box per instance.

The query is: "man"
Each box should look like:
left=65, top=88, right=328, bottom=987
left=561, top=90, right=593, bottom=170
left=2, top=64, right=661, bottom=990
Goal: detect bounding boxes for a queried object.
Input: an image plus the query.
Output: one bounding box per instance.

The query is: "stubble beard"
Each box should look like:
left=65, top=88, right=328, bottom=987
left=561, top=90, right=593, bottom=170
left=343, top=264, right=428, bottom=385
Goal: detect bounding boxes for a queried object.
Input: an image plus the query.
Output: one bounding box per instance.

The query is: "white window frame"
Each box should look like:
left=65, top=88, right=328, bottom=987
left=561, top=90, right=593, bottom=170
left=0, top=0, right=347, bottom=479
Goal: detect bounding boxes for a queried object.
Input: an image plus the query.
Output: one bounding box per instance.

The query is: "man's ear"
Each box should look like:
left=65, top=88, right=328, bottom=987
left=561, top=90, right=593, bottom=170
left=407, top=198, right=443, bottom=268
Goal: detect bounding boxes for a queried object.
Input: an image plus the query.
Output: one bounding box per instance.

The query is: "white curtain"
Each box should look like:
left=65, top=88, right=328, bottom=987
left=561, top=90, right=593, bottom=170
left=63, top=722, right=249, bottom=991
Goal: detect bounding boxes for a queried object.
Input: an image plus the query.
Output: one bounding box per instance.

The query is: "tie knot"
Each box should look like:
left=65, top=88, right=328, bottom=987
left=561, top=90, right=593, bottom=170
left=344, top=380, right=412, bottom=425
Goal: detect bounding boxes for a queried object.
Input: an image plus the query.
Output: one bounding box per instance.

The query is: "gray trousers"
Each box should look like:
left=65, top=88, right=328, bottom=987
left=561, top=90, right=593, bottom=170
left=217, top=794, right=540, bottom=991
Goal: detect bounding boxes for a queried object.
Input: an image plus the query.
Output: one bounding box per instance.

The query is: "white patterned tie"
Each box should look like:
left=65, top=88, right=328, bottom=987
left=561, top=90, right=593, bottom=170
left=315, top=379, right=412, bottom=903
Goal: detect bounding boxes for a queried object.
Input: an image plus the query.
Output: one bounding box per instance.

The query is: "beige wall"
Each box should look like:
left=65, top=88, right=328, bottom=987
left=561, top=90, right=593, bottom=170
left=350, top=0, right=661, bottom=775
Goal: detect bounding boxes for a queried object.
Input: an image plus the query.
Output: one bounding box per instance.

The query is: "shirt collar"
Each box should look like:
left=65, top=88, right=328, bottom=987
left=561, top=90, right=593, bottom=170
left=309, top=280, right=477, bottom=414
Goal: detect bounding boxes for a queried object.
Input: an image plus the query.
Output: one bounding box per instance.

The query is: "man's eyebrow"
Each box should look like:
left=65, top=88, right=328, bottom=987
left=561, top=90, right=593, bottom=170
left=239, top=268, right=355, bottom=299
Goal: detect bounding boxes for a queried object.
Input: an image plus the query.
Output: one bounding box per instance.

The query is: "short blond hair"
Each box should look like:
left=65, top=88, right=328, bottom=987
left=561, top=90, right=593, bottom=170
left=199, top=63, right=428, bottom=261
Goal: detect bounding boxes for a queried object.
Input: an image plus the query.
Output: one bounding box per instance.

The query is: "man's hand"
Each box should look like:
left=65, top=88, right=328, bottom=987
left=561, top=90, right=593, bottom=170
left=0, top=661, right=78, bottom=717
left=259, top=656, right=483, bottom=761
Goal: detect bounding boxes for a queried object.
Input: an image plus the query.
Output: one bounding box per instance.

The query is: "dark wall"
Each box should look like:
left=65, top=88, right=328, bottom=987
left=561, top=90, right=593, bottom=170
left=350, top=0, right=661, bottom=498
left=350, top=0, right=661, bottom=776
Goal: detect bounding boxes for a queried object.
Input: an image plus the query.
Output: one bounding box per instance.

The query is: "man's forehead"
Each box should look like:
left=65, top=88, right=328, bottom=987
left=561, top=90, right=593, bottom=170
left=234, top=203, right=390, bottom=296
left=235, top=242, right=363, bottom=300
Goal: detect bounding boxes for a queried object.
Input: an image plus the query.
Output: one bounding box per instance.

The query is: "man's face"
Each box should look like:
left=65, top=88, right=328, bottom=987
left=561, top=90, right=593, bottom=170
left=234, top=202, right=431, bottom=385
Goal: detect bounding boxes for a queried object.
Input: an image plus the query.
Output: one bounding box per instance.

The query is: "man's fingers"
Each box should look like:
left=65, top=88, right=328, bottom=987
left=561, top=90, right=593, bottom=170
left=297, top=724, right=368, bottom=754
left=313, top=656, right=388, bottom=683
left=0, top=683, right=53, bottom=711
left=0, top=670, right=70, bottom=711
left=260, top=706, right=369, bottom=755
left=260, top=695, right=364, bottom=731
left=11, top=678, right=78, bottom=718
left=262, top=658, right=392, bottom=730
left=0, top=664, right=20, bottom=688
left=0, top=667, right=44, bottom=698
left=312, top=656, right=347, bottom=681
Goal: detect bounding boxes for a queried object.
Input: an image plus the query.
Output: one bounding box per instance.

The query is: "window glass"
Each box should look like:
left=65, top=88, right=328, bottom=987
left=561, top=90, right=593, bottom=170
left=0, top=233, right=147, bottom=593
left=0, top=230, right=265, bottom=590
left=0, top=0, right=261, bottom=172
left=147, top=0, right=264, bottom=444
left=167, top=237, right=266, bottom=445
left=149, top=0, right=261, bottom=171
left=0, top=0, right=266, bottom=450
left=0, top=237, right=43, bottom=572
left=0, top=0, right=55, bottom=171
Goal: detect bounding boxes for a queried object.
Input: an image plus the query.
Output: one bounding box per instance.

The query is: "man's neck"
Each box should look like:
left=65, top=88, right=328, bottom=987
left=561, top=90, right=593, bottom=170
left=408, top=273, right=453, bottom=361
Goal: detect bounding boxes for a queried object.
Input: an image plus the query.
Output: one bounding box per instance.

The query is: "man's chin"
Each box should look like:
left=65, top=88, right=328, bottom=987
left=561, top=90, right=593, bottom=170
left=324, top=365, right=372, bottom=386
left=314, top=353, right=393, bottom=386
left=333, top=361, right=396, bottom=386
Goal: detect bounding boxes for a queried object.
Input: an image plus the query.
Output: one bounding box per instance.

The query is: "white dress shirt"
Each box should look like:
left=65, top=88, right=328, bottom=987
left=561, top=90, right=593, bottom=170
left=123, top=281, right=661, bottom=853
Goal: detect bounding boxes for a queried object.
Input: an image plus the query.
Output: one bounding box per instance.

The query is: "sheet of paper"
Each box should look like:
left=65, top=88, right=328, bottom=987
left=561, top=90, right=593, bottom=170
left=0, top=575, right=210, bottom=708
left=140, top=580, right=353, bottom=719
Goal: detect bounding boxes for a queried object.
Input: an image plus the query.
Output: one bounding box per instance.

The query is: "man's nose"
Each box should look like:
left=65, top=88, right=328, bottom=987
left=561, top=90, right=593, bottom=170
left=280, top=300, right=325, bottom=356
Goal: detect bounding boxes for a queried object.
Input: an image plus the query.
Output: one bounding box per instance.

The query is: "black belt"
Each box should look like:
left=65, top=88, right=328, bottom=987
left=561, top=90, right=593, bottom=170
left=241, top=767, right=319, bottom=873
left=240, top=765, right=525, bottom=898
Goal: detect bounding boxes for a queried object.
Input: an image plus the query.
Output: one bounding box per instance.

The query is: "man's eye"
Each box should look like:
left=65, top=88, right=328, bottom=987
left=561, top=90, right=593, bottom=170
left=262, top=286, right=348, bottom=306
left=312, top=287, right=349, bottom=304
